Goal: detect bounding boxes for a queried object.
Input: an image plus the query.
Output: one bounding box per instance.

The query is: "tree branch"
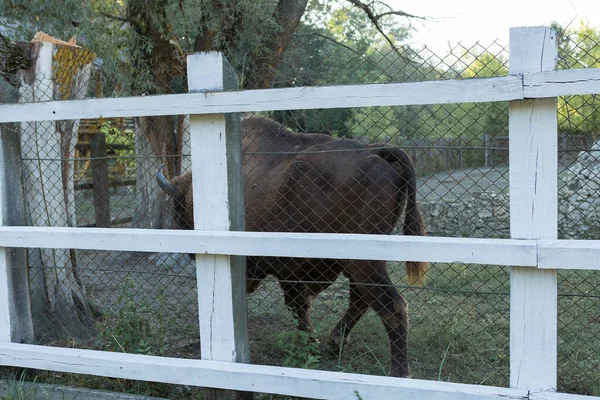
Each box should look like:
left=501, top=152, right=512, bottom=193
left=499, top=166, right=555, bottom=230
left=294, top=32, right=364, bottom=57
left=371, top=1, right=426, bottom=20
left=345, top=0, right=423, bottom=57
left=375, top=10, right=425, bottom=21
left=346, top=0, right=401, bottom=53
left=293, top=31, right=415, bottom=77
left=99, top=11, right=141, bottom=29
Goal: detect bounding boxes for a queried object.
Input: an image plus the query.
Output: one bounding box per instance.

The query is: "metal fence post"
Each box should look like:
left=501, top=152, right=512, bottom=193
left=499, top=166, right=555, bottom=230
left=483, top=133, right=489, bottom=167
left=186, top=52, right=250, bottom=398
left=508, top=27, right=558, bottom=391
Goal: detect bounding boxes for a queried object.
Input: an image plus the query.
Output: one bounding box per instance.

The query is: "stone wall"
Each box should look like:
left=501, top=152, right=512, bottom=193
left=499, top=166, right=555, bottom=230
left=559, top=140, right=600, bottom=239
left=420, top=140, right=600, bottom=240
left=421, top=192, right=510, bottom=239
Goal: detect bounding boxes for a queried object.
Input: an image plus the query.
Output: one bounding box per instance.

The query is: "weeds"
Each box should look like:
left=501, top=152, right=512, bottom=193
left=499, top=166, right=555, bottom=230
left=98, top=279, right=167, bottom=356
left=94, top=279, right=170, bottom=397
left=275, top=330, right=321, bottom=369
left=1, top=371, right=37, bottom=400
left=437, top=343, right=451, bottom=381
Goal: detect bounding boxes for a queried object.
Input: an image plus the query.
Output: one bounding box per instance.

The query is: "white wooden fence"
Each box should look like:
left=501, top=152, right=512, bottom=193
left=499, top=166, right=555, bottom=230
left=1, top=26, right=600, bottom=399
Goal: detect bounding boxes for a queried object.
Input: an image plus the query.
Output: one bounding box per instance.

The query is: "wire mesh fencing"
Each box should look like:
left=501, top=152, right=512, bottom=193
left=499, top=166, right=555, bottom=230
left=3, top=24, right=600, bottom=398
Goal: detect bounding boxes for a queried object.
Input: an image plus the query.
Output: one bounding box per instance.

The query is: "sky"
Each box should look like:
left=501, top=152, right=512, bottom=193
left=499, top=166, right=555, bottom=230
left=386, top=0, right=600, bottom=54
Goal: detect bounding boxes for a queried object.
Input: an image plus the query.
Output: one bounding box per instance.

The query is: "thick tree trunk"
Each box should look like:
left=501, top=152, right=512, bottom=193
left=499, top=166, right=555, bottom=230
left=18, top=41, right=96, bottom=341
left=128, top=0, right=181, bottom=229
left=0, top=76, right=34, bottom=344
left=245, top=0, right=309, bottom=89
left=55, top=45, right=94, bottom=228
left=129, top=0, right=308, bottom=231
left=132, top=115, right=173, bottom=229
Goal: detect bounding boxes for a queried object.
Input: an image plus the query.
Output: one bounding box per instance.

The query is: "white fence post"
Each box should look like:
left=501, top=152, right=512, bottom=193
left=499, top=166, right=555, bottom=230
left=509, top=27, right=558, bottom=391
left=186, top=52, right=249, bottom=367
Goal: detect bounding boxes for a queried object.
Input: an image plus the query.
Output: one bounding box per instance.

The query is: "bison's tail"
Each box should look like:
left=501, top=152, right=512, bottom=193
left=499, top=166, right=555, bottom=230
left=402, top=154, right=428, bottom=286
left=374, top=147, right=429, bottom=286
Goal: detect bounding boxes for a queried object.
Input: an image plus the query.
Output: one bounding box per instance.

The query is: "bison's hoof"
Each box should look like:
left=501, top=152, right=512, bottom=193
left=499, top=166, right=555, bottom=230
left=389, top=367, right=411, bottom=378
left=324, top=335, right=350, bottom=357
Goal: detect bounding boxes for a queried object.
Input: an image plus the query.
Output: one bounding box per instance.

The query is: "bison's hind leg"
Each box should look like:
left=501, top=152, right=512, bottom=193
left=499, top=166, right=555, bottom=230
left=327, top=280, right=369, bottom=354
left=340, top=260, right=410, bottom=378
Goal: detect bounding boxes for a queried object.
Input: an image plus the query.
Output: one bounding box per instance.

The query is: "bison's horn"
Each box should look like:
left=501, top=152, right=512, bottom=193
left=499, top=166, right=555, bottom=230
left=156, top=164, right=179, bottom=197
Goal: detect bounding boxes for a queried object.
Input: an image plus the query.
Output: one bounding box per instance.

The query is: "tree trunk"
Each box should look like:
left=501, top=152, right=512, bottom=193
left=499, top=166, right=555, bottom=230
left=245, top=0, right=309, bottom=89
left=0, top=75, right=34, bottom=344
left=132, top=115, right=173, bottom=229
left=128, top=0, right=182, bottom=229
left=18, top=41, right=96, bottom=341
left=129, top=0, right=308, bottom=231
left=178, top=115, right=191, bottom=174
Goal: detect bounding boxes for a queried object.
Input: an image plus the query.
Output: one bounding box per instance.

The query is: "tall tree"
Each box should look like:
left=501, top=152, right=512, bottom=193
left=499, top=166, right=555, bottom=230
left=92, top=0, right=418, bottom=228
left=0, top=33, right=96, bottom=341
left=2, top=0, right=420, bottom=227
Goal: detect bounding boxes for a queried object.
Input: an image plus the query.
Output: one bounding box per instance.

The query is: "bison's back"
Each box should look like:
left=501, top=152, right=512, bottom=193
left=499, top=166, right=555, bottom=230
left=241, top=117, right=404, bottom=235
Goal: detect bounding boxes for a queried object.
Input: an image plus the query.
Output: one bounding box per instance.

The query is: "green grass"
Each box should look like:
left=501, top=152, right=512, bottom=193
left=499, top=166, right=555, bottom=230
left=248, top=263, right=600, bottom=394
left=247, top=263, right=511, bottom=386
left=8, top=261, right=600, bottom=398
left=0, top=372, right=37, bottom=400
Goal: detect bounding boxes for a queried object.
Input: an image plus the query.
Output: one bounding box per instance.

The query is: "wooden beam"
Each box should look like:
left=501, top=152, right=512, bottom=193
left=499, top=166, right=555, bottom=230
left=0, top=78, right=33, bottom=343
left=524, top=67, right=600, bottom=97
left=187, top=52, right=250, bottom=370
left=538, top=240, right=600, bottom=270
left=0, top=76, right=523, bottom=123
left=0, top=226, right=537, bottom=266
left=0, top=342, right=575, bottom=400
left=0, top=67, right=598, bottom=125
left=508, top=26, right=558, bottom=392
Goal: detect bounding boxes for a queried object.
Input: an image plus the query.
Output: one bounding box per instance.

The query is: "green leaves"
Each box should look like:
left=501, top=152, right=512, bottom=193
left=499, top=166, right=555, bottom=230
left=275, top=329, right=322, bottom=369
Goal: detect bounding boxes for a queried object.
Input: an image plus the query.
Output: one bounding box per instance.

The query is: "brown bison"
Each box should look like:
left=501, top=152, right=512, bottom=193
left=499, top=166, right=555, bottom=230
left=157, top=116, right=427, bottom=377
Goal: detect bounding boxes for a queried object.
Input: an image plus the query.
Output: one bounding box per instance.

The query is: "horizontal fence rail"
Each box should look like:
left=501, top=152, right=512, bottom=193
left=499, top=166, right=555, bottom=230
left=0, top=342, right=591, bottom=400
left=0, top=226, right=536, bottom=265
left=0, top=76, right=522, bottom=123
left=0, top=226, right=597, bottom=271
left=0, top=68, right=599, bottom=124
left=0, top=67, right=596, bottom=124
left=537, top=240, right=600, bottom=270
left=523, top=68, right=600, bottom=97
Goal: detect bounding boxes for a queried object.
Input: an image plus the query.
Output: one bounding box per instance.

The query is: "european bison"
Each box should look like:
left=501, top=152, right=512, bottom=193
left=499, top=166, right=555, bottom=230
left=157, top=116, right=427, bottom=377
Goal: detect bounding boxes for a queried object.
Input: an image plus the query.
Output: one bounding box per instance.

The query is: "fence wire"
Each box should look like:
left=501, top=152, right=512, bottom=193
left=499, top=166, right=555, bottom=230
left=2, top=23, right=600, bottom=398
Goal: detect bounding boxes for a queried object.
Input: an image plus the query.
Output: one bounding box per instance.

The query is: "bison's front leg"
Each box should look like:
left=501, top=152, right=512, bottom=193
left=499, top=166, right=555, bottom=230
left=280, top=282, right=314, bottom=334
left=347, top=260, right=410, bottom=378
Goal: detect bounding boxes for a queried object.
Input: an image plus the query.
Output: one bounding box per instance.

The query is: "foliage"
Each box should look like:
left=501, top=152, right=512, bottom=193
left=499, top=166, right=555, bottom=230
left=94, top=279, right=171, bottom=396
left=0, top=371, right=36, bottom=400
left=3, top=1, right=600, bottom=145
left=555, top=22, right=600, bottom=136
left=98, top=278, right=168, bottom=356
left=102, top=121, right=136, bottom=178
left=275, top=329, right=321, bottom=369
left=272, top=3, right=423, bottom=138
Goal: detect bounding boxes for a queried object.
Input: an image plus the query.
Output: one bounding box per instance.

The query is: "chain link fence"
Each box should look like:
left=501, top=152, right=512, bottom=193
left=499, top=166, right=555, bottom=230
left=2, top=23, right=600, bottom=398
